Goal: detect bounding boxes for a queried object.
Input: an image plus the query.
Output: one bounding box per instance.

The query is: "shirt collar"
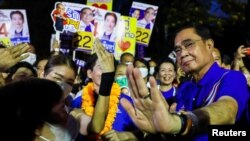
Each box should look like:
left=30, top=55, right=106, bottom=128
left=197, top=62, right=224, bottom=86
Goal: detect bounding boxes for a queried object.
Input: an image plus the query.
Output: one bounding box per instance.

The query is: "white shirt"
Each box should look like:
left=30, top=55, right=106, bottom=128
left=79, top=21, right=94, bottom=33
left=137, top=18, right=154, bottom=30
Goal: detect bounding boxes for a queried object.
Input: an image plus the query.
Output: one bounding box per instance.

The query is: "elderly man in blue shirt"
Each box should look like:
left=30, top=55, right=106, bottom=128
left=121, top=24, right=250, bottom=141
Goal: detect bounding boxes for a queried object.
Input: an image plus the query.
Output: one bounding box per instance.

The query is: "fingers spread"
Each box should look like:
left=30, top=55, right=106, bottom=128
left=149, top=76, right=169, bottom=109
left=133, top=68, right=149, bottom=98
left=126, top=65, right=140, bottom=98
left=120, top=98, right=137, bottom=119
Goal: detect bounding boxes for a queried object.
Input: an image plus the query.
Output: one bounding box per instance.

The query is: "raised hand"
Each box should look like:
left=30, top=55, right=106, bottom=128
left=235, top=45, right=248, bottom=59
left=121, top=65, right=181, bottom=134
left=0, top=43, right=29, bottom=72
left=94, top=38, right=115, bottom=73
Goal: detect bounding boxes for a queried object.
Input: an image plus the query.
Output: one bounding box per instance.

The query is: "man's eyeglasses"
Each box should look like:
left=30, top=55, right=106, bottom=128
left=174, top=39, right=203, bottom=55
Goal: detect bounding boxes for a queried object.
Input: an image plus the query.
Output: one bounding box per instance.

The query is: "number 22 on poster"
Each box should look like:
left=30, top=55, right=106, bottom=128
left=73, top=31, right=93, bottom=51
left=136, top=27, right=151, bottom=45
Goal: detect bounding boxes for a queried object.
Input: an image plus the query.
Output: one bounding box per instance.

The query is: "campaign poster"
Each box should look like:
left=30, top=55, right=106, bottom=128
left=0, top=9, right=30, bottom=45
left=51, top=2, right=120, bottom=54
left=94, top=8, right=120, bottom=53
left=114, top=16, right=136, bottom=60
left=51, top=2, right=94, bottom=53
left=130, top=2, right=158, bottom=46
left=87, top=0, right=113, bottom=11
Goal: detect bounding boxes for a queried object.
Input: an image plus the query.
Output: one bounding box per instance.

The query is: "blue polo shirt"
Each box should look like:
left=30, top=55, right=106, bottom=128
left=161, top=86, right=177, bottom=105
left=71, top=93, right=137, bottom=131
left=176, top=63, right=249, bottom=141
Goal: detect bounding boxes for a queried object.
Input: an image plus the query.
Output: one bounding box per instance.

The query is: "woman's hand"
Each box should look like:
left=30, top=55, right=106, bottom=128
left=94, top=38, right=115, bottom=73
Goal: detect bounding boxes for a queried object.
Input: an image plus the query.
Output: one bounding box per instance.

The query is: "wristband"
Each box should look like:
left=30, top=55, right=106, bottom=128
left=182, top=111, right=199, bottom=136
left=99, top=72, right=115, bottom=96
left=175, top=113, right=187, bottom=135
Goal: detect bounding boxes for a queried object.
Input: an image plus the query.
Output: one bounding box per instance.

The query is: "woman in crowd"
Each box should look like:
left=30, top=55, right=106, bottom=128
left=156, top=57, right=178, bottom=106
left=72, top=38, right=140, bottom=141
left=39, top=54, right=84, bottom=141
left=5, top=61, right=37, bottom=84
left=0, top=78, right=64, bottom=141
left=133, top=58, right=149, bottom=84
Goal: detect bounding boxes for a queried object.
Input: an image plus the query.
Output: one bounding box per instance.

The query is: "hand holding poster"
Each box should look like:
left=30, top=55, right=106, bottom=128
left=95, top=9, right=120, bottom=53
left=130, top=2, right=158, bottom=46
left=0, top=10, right=30, bottom=45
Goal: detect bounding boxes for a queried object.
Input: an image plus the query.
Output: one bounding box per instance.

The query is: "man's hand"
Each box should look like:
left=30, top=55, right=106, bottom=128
left=121, top=65, right=181, bottom=134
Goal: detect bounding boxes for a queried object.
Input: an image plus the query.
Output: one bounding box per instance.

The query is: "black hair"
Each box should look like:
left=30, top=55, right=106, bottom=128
left=81, top=53, right=98, bottom=85
left=6, top=61, right=37, bottom=83
left=145, top=7, right=154, bottom=13
left=120, top=52, right=134, bottom=63
left=82, top=53, right=118, bottom=85
left=0, top=78, right=63, bottom=141
left=156, top=57, right=177, bottom=74
left=104, top=12, right=118, bottom=25
left=10, top=10, right=24, bottom=21
left=44, top=54, right=77, bottom=77
left=174, top=24, right=212, bottom=41
left=133, top=58, right=150, bottom=72
left=222, top=54, right=232, bottom=66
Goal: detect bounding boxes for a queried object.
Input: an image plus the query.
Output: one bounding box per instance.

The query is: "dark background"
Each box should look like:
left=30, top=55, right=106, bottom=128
left=1, top=0, right=249, bottom=66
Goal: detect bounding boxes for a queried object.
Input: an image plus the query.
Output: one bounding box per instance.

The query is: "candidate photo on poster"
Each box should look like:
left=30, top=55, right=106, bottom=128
left=131, top=9, right=141, bottom=20
left=8, top=10, right=29, bottom=38
left=100, top=12, right=118, bottom=41
left=137, top=7, right=155, bottom=30
left=79, top=7, right=95, bottom=33
left=51, top=2, right=68, bottom=32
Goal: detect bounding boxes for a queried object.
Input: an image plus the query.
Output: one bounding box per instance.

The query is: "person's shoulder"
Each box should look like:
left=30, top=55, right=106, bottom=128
left=224, top=70, right=246, bottom=81
left=71, top=96, right=82, bottom=108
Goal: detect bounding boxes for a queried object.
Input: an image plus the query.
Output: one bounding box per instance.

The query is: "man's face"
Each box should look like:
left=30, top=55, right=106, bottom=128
left=132, top=10, right=140, bottom=19
left=11, top=13, right=24, bottom=29
left=174, top=28, right=213, bottom=73
left=104, top=15, right=116, bottom=32
left=144, top=8, right=154, bottom=22
left=81, top=9, right=94, bottom=24
left=57, top=4, right=65, bottom=14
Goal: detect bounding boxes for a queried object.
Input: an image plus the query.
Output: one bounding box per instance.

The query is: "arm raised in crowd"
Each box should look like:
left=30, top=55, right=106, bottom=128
left=232, top=45, right=250, bottom=74
left=87, top=38, right=115, bottom=134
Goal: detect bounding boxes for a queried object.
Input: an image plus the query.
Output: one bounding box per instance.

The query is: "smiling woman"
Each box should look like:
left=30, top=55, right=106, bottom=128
left=42, top=54, right=77, bottom=99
